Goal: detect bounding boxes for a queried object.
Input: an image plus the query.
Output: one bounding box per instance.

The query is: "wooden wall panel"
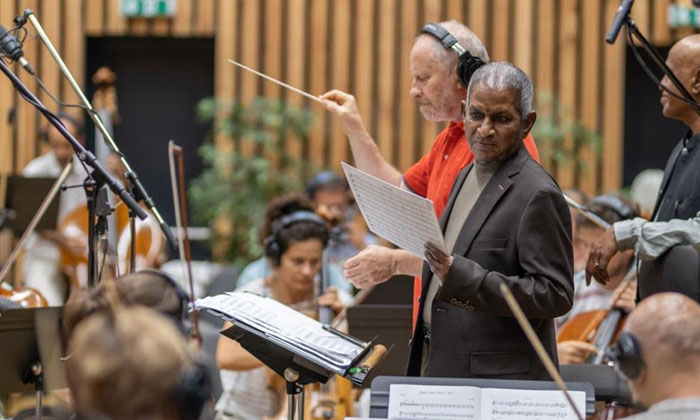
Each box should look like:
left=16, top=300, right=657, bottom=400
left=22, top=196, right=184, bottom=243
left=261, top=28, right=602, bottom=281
left=376, top=0, right=397, bottom=162
left=307, top=0, right=329, bottom=166
left=398, top=0, right=419, bottom=171
left=329, top=0, right=351, bottom=167
left=15, top=0, right=39, bottom=170
left=2, top=0, right=697, bottom=197
left=556, top=0, right=579, bottom=189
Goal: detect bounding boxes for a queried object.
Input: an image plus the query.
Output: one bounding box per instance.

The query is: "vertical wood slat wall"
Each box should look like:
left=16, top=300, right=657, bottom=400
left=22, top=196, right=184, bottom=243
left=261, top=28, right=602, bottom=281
left=0, top=0, right=690, bottom=196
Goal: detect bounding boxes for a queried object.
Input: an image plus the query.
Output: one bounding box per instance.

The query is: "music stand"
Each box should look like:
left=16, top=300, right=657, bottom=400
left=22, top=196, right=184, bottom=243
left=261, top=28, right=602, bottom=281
left=4, top=176, right=60, bottom=237
left=0, top=307, right=66, bottom=420
left=221, top=322, right=381, bottom=420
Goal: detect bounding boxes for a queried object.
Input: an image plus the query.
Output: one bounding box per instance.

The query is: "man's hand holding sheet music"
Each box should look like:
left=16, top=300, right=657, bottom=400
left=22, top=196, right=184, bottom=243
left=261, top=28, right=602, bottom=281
left=424, top=242, right=454, bottom=282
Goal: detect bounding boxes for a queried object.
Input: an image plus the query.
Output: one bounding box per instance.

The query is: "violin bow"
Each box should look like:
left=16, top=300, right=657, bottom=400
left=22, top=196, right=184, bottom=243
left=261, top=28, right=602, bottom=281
left=563, top=193, right=610, bottom=230
left=168, top=141, right=201, bottom=345
left=500, top=282, right=585, bottom=420
left=0, top=163, right=73, bottom=286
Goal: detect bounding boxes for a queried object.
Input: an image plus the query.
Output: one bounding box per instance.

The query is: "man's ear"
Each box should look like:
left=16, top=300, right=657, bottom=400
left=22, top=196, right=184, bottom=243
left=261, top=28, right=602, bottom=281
left=522, top=111, right=537, bottom=137
left=691, top=67, right=700, bottom=96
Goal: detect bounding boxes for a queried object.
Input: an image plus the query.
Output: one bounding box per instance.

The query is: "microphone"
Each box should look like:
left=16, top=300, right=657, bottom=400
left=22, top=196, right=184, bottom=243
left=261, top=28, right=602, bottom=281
left=0, top=24, right=34, bottom=74
left=605, top=0, right=634, bottom=45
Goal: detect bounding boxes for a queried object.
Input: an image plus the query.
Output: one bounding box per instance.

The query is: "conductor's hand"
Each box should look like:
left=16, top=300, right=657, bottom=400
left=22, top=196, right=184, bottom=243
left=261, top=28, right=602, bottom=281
left=343, top=245, right=398, bottom=289
left=317, top=286, right=344, bottom=315
left=424, top=242, right=453, bottom=282
left=320, top=90, right=368, bottom=137
left=585, top=227, right=619, bottom=286
left=557, top=340, right=598, bottom=365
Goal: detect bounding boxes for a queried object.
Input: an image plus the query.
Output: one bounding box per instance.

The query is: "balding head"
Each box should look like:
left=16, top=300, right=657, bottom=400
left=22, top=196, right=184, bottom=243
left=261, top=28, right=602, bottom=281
left=626, top=292, right=700, bottom=372
left=660, top=34, right=700, bottom=127
left=415, top=20, right=490, bottom=71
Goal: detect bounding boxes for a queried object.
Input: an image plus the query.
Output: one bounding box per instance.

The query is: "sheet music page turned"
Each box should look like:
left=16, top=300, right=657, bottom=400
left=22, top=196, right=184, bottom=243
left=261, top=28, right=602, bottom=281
left=387, top=384, right=586, bottom=420
left=341, top=162, right=446, bottom=258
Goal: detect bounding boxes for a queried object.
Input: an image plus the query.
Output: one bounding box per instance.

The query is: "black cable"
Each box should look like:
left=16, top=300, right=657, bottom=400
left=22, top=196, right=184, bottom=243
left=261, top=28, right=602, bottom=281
left=97, top=244, right=108, bottom=283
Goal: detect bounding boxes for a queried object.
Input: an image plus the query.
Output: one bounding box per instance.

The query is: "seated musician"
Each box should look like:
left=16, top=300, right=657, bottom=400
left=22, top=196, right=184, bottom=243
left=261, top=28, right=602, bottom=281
left=66, top=305, right=211, bottom=420
left=607, top=292, right=700, bottom=418
left=63, top=269, right=191, bottom=341
left=21, top=113, right=89, bottom=305
left=556, top=195, right=640, bottom=364
left=236, top=171, right=369, bottom=295
left=215, top=194, right=349, bottom=420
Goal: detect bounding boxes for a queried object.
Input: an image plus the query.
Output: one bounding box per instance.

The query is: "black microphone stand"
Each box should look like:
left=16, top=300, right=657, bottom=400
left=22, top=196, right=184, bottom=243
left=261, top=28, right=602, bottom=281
left=608, top=5, right=700, bottom=117
left=20, top=9, right=179, bottom=263
left=0, top=58, right=146, bottom=287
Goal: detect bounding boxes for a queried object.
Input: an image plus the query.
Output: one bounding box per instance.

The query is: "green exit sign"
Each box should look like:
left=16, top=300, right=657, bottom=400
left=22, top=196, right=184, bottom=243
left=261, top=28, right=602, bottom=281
left=668, top=4, right=700, bottom=28
left=121, top=0, right=176, bottom=17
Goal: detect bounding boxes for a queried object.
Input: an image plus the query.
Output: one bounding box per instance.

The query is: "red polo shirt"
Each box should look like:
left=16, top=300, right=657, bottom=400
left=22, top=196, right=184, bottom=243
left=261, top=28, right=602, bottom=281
left=403, top=121, right=540, bottom=324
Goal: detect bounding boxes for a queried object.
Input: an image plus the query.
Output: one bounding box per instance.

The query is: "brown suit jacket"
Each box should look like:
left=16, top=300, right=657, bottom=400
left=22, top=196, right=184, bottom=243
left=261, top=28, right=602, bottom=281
left=406, top=145, right=574, bottom=379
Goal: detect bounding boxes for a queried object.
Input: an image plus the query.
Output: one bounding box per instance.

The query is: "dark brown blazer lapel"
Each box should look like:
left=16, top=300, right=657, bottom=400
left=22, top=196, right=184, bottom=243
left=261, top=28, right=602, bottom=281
left=450, top=146, right=529, bottom=257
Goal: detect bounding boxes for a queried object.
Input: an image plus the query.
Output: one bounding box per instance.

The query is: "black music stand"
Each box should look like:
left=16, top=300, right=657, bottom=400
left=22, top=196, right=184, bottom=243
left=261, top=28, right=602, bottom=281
left=220, top=321, right=381, bottom=420
left=0, top=307, right=66, bottom=420
left=4, top=176, right=60, bottom=237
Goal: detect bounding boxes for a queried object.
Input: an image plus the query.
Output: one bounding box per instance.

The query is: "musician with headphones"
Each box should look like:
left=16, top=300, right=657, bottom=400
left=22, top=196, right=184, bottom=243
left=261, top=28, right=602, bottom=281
left=66, top=306, right=212, bottom=420
left=556, top=195, right=640, bottom=364
left=215, top=194, right=349, bottom=420
left=320, top=21, right=539, bottom=322
left=604, top=292, right=700, bottom=418
left=21, top=112, right=90, bottom=305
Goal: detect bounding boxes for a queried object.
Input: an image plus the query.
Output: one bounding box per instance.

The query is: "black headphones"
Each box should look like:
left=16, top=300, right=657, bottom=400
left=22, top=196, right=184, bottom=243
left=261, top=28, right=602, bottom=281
left=592, top=195, right=637, bottom=221
left=420, top=22, right=485, bottom=88
left=131, top=269, right=191, bottom=334
left=172, top=359, right=212, bottom=420
left=264, top=211, right=327, bottom=265
left=605, top=331, right=645, bottom=380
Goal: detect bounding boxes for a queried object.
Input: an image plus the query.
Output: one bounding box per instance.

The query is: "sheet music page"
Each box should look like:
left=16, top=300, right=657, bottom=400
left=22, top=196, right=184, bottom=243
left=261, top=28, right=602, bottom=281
left=193, top=292, right=364, bottom=372
left=387, top=384, right=481, bottom=420
left=341, top=162, right=447, bottom=258
left=480, top=388, right=586, bottom=420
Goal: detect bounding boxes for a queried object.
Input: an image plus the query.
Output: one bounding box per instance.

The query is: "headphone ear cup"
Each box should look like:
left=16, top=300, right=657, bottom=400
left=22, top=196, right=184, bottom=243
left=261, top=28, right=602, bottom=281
left=608, top=332, right=644, bottom=380
left=456, top=53, right=485, bottom=88
left=264, top=235, right=281, bottom=265
left=173, top=361, right=212, bottom=420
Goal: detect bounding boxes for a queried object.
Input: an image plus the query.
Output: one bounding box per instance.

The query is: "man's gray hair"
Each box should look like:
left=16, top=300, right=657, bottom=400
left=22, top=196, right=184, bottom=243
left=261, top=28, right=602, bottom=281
left=466, top=62, right=534, bottom=118
left=418, top=20, right=490, bottom=69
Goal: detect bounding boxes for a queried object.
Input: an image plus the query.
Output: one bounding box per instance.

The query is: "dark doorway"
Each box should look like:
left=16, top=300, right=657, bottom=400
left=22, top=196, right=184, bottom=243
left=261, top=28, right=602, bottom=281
left=623, top=45, right=687, bottom=186
left=86, top=37, right=214, bottom=257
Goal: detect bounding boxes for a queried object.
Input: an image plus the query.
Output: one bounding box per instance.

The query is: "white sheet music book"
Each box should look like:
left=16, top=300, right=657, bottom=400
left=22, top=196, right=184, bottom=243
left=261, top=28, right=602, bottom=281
left=193, top=292, right=366, bottom=375
left=341, top=162, right=447, bottom=259
left=387, top=384, right=586, bottom=420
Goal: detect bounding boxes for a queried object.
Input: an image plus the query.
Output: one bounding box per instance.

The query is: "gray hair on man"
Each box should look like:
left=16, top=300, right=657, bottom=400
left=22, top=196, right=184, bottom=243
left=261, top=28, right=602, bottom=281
left=467, top=62, right=534, bottom=118
left=419, top=20, right=490, bottom=69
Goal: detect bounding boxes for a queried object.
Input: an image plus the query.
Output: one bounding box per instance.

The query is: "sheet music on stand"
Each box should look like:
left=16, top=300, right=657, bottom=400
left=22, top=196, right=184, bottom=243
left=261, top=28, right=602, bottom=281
left=194, top=292, right=372, bottom=378
left=341, top=162, right=446, bottom=258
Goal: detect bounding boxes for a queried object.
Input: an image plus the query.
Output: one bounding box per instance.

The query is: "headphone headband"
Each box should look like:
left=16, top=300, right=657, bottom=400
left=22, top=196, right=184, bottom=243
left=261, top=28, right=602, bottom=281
left=264, top=210, right=327, bottom=265
left=421, top=22, right=466, bottom=55
left=592, top=195, right=636, bottom=221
